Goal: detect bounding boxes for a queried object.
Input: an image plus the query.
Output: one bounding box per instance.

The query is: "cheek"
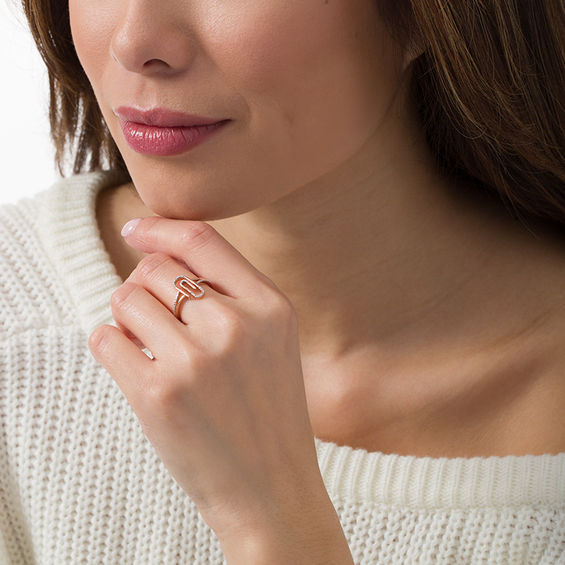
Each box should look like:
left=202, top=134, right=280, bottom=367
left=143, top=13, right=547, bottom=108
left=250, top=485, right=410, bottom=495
left=69, top=1, right=115, bottom=82
left=203, top=4, right=342, bottom=101
left=202, top=2, right=398, bottom=177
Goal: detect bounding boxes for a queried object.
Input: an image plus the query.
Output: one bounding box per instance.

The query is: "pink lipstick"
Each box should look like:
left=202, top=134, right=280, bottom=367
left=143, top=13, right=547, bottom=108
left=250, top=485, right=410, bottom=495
left=115, top=107, right=231, bottom=156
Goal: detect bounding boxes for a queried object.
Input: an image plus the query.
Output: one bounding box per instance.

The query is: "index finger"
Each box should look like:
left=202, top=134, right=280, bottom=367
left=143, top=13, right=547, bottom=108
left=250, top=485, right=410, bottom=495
left=121, top=216, right=274, bottom=298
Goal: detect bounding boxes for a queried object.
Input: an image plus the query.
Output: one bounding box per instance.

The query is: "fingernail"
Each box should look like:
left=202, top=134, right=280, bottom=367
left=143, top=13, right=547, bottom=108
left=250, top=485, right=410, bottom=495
left=121, top=218, right=141, bottom=237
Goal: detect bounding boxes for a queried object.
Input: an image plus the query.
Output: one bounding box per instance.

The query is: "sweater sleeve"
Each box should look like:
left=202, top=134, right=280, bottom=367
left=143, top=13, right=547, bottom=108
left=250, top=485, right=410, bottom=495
left=0, top=336, right=33, bottom=565
left=0, top=501, right=24, bottom=565
left=0, top=196, right=69, bottom=565
left=0, top=525, right=14, bottom=564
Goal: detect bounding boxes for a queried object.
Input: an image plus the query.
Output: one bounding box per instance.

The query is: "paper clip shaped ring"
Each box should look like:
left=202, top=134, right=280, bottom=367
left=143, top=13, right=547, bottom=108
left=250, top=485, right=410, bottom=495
left=173, top=276, right=211, bottom=320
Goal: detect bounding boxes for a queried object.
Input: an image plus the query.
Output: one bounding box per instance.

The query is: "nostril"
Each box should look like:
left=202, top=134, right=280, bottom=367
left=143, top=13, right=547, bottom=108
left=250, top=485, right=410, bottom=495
left=143, top=59, right=171, bottom=70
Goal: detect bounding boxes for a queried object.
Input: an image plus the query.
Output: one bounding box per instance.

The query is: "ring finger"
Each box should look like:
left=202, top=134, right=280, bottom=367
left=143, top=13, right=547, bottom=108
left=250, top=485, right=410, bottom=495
left=124, top=251, right=223, bottom=326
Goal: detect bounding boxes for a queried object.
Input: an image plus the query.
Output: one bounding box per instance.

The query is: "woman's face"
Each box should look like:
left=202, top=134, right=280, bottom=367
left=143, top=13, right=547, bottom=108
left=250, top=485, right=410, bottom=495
left=69, top=0, right=405, bottom=220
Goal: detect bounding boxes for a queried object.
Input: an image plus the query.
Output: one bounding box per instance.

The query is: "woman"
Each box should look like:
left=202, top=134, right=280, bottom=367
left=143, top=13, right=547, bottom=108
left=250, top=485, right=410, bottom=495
left=0, top=0, right=563, bottom=563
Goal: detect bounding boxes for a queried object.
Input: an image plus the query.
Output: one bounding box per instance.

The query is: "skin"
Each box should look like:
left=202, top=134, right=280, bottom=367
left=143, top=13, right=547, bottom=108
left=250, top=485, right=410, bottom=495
left=90, top=216, right=356, bottom=562
left=72, top=0, right=565, bottom=467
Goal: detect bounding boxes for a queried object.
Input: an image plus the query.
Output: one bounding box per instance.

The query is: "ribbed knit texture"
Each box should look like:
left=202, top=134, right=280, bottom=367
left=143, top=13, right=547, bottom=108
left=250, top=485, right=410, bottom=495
left=0, top=171, right=564, bottom=564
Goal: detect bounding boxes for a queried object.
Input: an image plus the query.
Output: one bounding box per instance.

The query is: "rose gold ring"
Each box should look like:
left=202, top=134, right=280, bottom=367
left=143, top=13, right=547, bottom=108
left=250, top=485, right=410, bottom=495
left=173, top=275, right=211, bottom=320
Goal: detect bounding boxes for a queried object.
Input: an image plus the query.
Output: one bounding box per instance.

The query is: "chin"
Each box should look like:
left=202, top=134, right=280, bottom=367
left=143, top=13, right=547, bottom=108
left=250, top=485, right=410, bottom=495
left=137, top=188, right=221, bottom=221
left=125, top=167, right=256, bottom=222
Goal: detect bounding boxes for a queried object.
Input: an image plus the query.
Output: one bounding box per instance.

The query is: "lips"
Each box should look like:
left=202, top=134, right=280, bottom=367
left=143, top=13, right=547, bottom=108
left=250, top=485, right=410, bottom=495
left=114, top=106, right=231, bottom=156
left=114, top=106, right=225, bottom=127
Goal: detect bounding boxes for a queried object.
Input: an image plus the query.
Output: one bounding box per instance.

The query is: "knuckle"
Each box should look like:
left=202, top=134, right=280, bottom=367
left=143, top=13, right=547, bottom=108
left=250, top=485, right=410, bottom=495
left=179, top=221, right=215, bottom=252
left=147, top=355, right=202, bottom=407
left=111, top=282, right=139, bottom=309
left=255, top=280, right=296, bottom=316
left=262, top=293, right=299, bottom=338
left=135, top=252, right=171, bottom=281
left=264, top=289, right=297, bottom=321
left=214, top=304, right=246, bottom=336
left=136, top=216, right=161, bottom=244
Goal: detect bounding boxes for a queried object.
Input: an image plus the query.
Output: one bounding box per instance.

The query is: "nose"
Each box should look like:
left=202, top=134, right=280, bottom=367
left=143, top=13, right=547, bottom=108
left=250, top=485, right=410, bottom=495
left=110, top=1, right=194, bottom=75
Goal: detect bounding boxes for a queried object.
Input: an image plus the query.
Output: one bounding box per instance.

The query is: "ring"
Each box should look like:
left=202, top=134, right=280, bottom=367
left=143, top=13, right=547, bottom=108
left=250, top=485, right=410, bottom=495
left=173, top=275, right=211, bottom=320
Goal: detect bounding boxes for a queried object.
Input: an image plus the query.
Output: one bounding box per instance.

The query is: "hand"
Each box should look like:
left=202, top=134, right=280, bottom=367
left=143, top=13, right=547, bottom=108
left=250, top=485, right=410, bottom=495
left=87, top=216, right=332, bottom=543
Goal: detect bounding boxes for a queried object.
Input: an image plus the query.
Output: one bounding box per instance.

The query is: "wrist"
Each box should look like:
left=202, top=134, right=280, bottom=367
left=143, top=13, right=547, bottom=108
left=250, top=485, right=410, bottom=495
left=218, top=490, right=354, bottom=565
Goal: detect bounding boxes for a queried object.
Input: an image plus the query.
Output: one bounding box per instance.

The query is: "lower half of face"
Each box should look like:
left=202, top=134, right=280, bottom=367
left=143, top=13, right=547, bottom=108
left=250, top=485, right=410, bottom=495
left=70, top=0, right=404, bottom=221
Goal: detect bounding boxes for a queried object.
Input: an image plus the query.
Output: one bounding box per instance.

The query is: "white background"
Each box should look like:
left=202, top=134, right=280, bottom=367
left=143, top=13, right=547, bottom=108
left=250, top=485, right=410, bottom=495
left=0, top=1, right=60, bottom=204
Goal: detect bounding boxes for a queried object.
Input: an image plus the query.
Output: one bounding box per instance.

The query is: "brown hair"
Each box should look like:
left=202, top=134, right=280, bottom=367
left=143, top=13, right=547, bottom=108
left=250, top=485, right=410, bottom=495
left=21, top=0, right=565, bottom=229
left=20, top=0, right=127, bottom=176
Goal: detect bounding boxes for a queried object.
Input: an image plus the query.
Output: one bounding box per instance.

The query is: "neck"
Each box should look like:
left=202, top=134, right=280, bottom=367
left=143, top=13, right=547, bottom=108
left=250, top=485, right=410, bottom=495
left=206, top=103, right=544, bottom=364
left=97, top=85, right=563, bottom=371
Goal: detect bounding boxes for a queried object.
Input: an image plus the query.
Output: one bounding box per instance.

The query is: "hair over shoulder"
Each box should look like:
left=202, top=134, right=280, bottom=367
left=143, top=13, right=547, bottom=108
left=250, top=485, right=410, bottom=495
left=22, top=0, right=565, bottom=229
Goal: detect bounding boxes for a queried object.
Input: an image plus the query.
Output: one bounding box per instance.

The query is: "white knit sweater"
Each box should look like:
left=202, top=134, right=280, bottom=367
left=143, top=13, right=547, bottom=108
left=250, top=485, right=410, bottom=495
left=0, top=171, right=564, bottom=565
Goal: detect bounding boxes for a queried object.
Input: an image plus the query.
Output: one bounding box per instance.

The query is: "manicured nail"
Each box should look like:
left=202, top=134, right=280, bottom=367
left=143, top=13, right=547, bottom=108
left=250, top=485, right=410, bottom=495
left=121, top=218, right=141, bottom=237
